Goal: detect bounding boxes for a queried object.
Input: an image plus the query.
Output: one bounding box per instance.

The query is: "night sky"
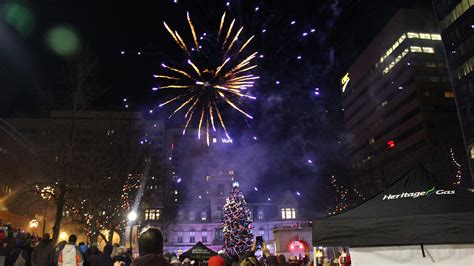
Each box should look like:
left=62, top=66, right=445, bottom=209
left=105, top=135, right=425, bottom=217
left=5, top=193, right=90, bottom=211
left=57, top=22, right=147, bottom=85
left=0, top=0, right=433, bottom=211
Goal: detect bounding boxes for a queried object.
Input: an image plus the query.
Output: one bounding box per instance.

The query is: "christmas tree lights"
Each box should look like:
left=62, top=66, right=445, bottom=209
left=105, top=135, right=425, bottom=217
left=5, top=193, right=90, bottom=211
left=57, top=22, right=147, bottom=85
left=222, top=182, right=253, bottom=258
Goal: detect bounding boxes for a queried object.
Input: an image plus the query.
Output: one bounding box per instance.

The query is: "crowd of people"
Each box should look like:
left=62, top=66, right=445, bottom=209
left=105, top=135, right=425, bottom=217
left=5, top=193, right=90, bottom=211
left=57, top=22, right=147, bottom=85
left=0, top=225, right=133, bottom=266
left=0, top=225, right=350, bottom=266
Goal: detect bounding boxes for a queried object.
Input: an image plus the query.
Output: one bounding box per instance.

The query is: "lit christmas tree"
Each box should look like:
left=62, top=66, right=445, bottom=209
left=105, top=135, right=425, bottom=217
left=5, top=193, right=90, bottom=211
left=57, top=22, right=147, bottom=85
left=222, top=182, right=254, bottom=258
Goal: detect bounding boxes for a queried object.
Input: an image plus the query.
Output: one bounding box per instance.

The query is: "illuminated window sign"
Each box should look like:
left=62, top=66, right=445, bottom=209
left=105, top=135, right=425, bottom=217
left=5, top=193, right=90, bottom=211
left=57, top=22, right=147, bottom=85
left=221, top=138, right=233, bottom=144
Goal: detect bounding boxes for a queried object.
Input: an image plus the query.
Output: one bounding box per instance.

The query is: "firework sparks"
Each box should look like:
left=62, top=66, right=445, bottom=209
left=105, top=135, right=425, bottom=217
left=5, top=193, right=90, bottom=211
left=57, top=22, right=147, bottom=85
left=158, top=12, right=258, bottom=145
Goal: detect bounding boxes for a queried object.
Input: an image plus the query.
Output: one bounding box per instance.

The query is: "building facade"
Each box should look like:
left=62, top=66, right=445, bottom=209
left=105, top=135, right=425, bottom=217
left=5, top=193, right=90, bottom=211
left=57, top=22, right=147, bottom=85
left=5, top=111, right=312, bottom=251
left=432, top=0, right=474, bottom=180
left=341, top=9, right=466, bottom=192
left=140, top=129, right=310, bottom=255
left=0, top=119, right=31, bottom=209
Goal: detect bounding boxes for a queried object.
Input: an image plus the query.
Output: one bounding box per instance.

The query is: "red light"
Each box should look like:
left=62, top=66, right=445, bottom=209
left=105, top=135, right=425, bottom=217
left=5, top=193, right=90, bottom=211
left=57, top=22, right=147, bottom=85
left=387, top=140, right=395, bottom=148
left=171, top=143, right=175, bottom=150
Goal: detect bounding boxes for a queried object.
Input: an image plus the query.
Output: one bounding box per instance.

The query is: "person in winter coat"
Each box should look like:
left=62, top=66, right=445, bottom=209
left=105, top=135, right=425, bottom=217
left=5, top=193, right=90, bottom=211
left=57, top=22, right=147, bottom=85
left=98, top=245, right=113, bottom=266
left=9, top=239, right=30, bottom=266
left=58, top=235, right=83, bottom=266
left=338, top=248, right=350, bottom=266
left=87, top=247, right=100, bottom=266
left=54, top=241, right=67, bottom=266
left=131, top=228, right=168, bottom=266
left=112, top=247, right=131, bottom=266
left=31, top=233, right=54, bottom=266
left=78, top=243, right=89, bottom=266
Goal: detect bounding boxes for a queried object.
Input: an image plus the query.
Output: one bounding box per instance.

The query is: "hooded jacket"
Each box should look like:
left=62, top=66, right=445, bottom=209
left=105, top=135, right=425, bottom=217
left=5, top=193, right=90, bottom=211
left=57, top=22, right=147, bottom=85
left=131, top=254, right=168, bottom=266
left=58, top=243, right=83, bottom=266
left=31, top=239, right=54, bottom=266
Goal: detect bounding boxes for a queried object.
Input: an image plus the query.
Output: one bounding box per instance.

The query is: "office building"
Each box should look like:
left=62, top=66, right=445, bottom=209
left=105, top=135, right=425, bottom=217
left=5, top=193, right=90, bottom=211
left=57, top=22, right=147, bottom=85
left=341, top=9, right=466, bottom=191
left=432, top=0, right=474, bottom=180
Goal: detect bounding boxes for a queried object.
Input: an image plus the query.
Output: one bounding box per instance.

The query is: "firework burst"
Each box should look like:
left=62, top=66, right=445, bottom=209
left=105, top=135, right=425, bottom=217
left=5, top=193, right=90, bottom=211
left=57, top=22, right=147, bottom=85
left=157, top=12, right=259, bottom=146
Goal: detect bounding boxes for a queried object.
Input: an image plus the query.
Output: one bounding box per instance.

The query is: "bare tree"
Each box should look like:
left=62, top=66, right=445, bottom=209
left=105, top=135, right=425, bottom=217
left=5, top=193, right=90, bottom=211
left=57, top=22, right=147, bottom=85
left=66, top=127, right=159, bottom=245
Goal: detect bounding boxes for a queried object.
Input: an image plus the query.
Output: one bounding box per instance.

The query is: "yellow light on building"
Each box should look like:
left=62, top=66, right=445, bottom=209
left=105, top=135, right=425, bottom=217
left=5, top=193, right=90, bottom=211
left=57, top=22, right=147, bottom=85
left=341, top=73, right=350, bottom=92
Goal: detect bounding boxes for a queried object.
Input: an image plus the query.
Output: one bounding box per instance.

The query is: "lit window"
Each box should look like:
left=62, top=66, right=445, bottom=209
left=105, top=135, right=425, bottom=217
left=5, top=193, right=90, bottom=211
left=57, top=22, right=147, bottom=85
left=422, top=47, right=435, bottom=53
left=205, top=175, right=211, bottom=181
left=419, top=33, right=431, bottom=39
left=407, top=32, right=419, bottom=38
left=410, top=46, right=422, bottom=53
left=444, top=91, right=455, bottom=98
left=202, top=231, right=208, bottom=242
left=177, top=231, right=183, bottom=243
left=190, top=231, right=195, bottom=243
left=431, top=34, right=441, bottom=40
left=399, top=34, right=406, bottom=42
left=470, top=145, right=474, bottom=159
left=369, top=138, right=375, bottom=144
left=145, top=209, right=160, bottom=221
left=258, top=229, right=265, bottom=236
left=189, top=212, right=195, bottom=221
left=258, top=210, right=264, bottom=220
left=281, top=208, right=296, bottom=219
left=383, top=48, right=409, bottom=75
left=201, top=211, right=207, bottom=221
left=229, top=170, right=234, bottom=175
left=439, top=0, right=473, bottom=30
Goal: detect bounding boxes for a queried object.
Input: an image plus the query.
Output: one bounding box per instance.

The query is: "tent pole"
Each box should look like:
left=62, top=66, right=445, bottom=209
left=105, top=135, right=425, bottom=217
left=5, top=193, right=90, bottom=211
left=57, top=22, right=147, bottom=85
left=420, top=244, right=426, bottom=257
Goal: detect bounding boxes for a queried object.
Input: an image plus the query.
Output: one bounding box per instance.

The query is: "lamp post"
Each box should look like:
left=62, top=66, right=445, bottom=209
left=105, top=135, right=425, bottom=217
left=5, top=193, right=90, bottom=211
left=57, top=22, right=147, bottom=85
left=127, top=211, right=137, bottom=249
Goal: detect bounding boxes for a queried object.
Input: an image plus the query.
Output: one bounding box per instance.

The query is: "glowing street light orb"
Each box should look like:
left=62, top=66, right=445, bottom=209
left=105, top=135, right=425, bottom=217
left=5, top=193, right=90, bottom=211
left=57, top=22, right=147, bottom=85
left=29, top=219, right=39, bottom=228
left=127, top=211, right=138, bottom=222
left=59, top=232, right=68, bottom=240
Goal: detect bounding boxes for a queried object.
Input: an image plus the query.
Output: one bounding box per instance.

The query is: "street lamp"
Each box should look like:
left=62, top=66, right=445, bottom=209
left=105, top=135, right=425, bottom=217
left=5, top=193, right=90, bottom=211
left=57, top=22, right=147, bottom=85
left=29, top=219, right=39, bottom=229
left=128, top=211, right=138, bottom=249
left=59, top=231, right=68, bottom=241
left=127, top=211, right=137, bottom=222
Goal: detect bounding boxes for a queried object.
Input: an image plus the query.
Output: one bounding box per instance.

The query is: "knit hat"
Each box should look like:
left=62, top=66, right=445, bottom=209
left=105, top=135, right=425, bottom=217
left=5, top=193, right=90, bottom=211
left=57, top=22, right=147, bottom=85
left=208, top=256, right=225, bottom=266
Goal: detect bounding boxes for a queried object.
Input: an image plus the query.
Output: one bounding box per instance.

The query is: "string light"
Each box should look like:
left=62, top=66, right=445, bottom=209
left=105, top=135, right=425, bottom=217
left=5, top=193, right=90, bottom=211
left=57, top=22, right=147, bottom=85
left=223, top=185, right=253, bottom=257
left=449, top=147, right=462, bottom=185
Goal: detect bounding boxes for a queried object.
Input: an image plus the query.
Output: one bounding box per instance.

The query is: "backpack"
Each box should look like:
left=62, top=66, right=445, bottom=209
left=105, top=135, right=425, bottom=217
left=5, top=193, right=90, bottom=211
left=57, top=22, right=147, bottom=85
left=14, top=251, right=26, bottom=266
